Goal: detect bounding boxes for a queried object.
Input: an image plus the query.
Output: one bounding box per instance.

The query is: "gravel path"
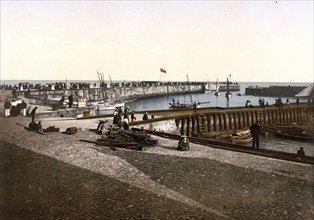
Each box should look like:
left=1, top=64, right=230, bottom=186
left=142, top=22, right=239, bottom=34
left=1, top=91, right=313, bottom=219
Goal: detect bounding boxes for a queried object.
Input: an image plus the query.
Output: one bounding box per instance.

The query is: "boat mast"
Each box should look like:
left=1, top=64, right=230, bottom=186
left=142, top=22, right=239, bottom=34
left=109, top=75, right=118, bottom=102
left=97, top=71, right=107, bottom=102
left=186, top=74, right=193, bottom=104
left=227, top=76, right=229, bottom=93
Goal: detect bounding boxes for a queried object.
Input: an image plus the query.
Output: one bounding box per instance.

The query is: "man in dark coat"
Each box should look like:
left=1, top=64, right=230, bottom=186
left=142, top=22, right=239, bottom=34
left=4, top=99, right=11, bottom=117
left=68, top=94, right=74, bottom=108
left=249, top=122, right=261, bottom=148
left=30, top=106, right=38, bottom=122
left=297, top=147, right=305, bottom=160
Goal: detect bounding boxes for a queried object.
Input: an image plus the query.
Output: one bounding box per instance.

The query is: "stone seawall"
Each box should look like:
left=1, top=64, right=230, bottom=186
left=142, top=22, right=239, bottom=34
left=18, top=84, right=205, bottom=102
left=245, top=86, right=306, bottom=97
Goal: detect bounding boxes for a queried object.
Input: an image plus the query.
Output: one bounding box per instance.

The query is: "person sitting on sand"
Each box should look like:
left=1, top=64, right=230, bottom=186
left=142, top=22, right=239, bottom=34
left=142, top=112, right=148, bottom=120
left=297, top=147, right=305, bottom=160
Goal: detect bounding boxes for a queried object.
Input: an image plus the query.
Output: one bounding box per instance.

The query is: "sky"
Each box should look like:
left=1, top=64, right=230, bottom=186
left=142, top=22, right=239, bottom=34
left=0, top=0, right=313, bottom=82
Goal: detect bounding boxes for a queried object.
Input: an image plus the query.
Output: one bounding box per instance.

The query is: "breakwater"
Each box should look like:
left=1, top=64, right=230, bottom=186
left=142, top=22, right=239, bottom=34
left=245, top=85, right=306, bottom=97
left=16, top=81, right=240, bottom=103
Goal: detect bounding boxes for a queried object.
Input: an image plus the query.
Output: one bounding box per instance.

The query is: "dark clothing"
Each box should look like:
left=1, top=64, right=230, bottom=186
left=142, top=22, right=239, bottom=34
left=31, top=107, right=37, bottom=122
left=250, top=123, right=261, bottom=148
left=123, top=122, right=129, bottom=130
left=142, top=113, right=148, bottom=120
left=297, top=148, right=305, bottom=159
left=131, top=113, right=136, bottom=122
left=68, top=95, right=74, bottom=108
left=4, top=100, right=11, bottom=109
left=193, top=103, right=197, bottom=113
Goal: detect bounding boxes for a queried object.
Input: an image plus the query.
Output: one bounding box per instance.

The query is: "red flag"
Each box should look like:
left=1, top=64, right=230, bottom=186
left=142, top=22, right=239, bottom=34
left=160, top=68, right=167, bottom=73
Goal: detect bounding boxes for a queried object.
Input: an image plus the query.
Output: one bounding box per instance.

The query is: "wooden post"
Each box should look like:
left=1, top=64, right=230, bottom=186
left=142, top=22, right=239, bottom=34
left=243, top=111, right=248, bottom=128
left=229, top=113, right=234, bottom=130
left=186, top=117, right=191, bottom=136
left=213, top=113, right=218, bottom=131
left=191, top=116, right=196, bottom=136
left=196, top=115, right=200, bottom=135
left=180, top=118, right=185, bottom=135
left=207, top=114, right=211, bottom=132
left=223, top=113, right=229, bottom=130
left=218, top=113, right=223, bottom=130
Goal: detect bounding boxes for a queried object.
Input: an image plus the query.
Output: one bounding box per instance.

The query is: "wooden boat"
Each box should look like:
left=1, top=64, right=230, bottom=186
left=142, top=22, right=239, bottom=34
left=169, top=102, right=200, bottom=109
left=275, top=129, right=314, bottom=141
left=199, top=130, right=232, bottom=139
left=169, top=75, right=209, bottom=109
left=231, top=133, right=252, bottom=144
left=225, top=76, right=232, bottom=97
left=230, top=129, right=252, bottom=144
left=214, top=78, right=221, bottom=96
left=263, top=124, right=314, bottom=141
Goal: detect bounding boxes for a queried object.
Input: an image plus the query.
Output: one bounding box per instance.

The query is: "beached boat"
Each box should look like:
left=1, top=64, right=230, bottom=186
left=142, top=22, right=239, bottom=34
left=275, top=129, right=314, bottom=141
left=263, top=124, right=314, bottom=141
left=199, top=130, right=232, bottom=139
left=230, top=128, right=252, bottom=144
left=86, top=99, right=125, bottom=110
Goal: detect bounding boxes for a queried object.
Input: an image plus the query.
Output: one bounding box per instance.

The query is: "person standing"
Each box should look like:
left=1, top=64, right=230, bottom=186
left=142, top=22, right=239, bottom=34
left=113, top=107, right=119, bottom=124
left=123, top=106, right=129, bottom=121
left=193, top=102, right=197, bottom=113
left=68, top=94, right=74, bottom=108
left=249, top=122, right=261, bottom=148
left=4, top=99, right=11, bottom=117
left=131, top=112, right=136, bottom=122
left=20, top=100, right=27, bottom=116
left=30, top=106, right=38, bottom=122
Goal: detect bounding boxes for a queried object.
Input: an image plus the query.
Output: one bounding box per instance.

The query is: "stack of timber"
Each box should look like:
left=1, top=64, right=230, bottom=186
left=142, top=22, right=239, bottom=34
left=80, top=129, right=158, bottom=151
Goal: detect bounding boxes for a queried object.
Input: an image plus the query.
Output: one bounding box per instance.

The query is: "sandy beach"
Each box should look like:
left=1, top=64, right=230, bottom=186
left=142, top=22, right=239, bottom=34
left=1, top=90, right=313, bottom=220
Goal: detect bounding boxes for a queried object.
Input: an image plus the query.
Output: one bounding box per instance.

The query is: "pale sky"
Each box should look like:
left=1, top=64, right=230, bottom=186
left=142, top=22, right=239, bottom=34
left=0, top=0, right=313, bottom=82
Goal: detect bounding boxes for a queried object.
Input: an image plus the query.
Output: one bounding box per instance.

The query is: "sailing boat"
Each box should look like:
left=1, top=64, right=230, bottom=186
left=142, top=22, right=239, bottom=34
left=169, top=75, right=209, bottom=109
left=86, top=72, right=125, bottom=111
left=214, top=78, right=221, bottom=96
left=205, top=76, right=211, bottom=93
left=225, top=75, right=232, bottom=98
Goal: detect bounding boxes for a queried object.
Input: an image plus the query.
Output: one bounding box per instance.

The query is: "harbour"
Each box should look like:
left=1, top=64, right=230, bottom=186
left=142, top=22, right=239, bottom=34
left=1, top=1, right=314, bottom=219
left=3, top=80, right=313, bottom=157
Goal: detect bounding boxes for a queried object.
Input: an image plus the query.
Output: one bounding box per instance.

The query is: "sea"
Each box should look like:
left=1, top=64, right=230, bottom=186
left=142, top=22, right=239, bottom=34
left=2, top=80, right=313, bottom=156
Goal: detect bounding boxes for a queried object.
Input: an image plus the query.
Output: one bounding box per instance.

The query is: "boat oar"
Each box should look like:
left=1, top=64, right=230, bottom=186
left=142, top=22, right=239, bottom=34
left=79, top=139, right=117, bottom=151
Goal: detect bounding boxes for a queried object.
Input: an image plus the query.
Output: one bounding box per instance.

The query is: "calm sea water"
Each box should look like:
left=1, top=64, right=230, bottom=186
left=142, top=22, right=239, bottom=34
left=3, top=80, right=313, bottom=156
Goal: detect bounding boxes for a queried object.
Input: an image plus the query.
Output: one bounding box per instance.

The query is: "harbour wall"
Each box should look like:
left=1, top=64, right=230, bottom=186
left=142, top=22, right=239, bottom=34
left=18, top=84, right=206, bottom=102
left=245, top=86, right=306, bottom=97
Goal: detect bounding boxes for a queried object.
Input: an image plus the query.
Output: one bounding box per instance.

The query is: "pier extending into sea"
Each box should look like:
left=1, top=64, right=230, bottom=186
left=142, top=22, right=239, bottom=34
left=15, top=80, right=240, bottom=103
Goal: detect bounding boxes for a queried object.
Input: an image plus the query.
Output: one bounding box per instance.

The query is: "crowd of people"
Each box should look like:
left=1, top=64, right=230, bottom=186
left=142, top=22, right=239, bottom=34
left=4, top=98, right=30, bottom=117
